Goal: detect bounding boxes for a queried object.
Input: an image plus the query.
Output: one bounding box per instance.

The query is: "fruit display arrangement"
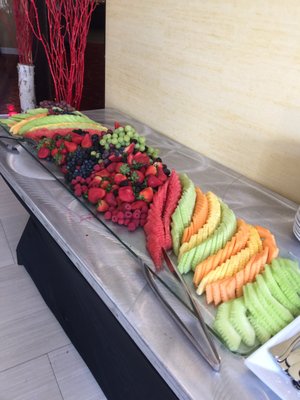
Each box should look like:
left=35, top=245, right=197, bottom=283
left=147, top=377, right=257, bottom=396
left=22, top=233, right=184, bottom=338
left=1, top=103, right=299, bottom=354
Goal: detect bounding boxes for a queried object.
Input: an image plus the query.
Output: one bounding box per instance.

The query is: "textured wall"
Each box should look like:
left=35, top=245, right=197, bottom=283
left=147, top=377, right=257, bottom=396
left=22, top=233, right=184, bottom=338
left=106, top=1, right=300, bottom=203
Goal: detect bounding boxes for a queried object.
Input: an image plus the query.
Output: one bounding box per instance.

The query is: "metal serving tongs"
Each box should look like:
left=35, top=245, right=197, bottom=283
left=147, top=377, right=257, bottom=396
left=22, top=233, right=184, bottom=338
left=142, top=250, right=221, bottom=372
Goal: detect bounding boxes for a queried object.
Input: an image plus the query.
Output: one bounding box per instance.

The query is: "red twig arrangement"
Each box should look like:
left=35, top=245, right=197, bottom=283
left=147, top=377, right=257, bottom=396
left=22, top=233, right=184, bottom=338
left=12, top=0, right=33, bottom=65
left=21, top=0, right=98, bottom=109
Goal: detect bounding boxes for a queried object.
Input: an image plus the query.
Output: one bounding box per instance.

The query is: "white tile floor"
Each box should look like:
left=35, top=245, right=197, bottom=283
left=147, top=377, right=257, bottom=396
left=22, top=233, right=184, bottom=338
left=0, top=176, right=107, bottom=399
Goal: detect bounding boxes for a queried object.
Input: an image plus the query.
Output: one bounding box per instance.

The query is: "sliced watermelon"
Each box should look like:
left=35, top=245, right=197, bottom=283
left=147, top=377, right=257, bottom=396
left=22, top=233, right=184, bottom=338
left=24, top=128, right=104, bottom=141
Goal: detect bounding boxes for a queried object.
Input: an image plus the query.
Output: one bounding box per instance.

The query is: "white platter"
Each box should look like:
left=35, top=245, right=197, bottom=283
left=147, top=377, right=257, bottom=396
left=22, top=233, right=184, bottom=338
left=245, top=316, right=300, bottom=400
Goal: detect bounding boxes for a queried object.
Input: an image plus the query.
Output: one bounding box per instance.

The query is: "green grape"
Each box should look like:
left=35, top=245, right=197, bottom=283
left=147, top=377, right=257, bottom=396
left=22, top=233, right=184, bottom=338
left=111, top=138, right=118, bottom=145
left=118, top=130, right=125, bottom=137
left=118, top=126, right=125, bottom=132
left=133, top=133, right=139, bottom=139
left=139, top=145, right=145, bottom=152
left=104, top=143, right=110, bottom=150
left=124, top=135, right=130, bottom=142
left=118, top=137, right=124, bottom=143
left=112, top=133, right=118, bottom=139
left=138, top=136, right=146, bottom=144
left=135, top=143, right=140, bottom=149
left=152, top=150, right=159, bottom=158
left=125, top=125, right=132, bottom=132
left=100, top=139, right=106, bottom=146
left=106, top=138, right=111, bottom=144
left=90, top=151, right=96, bottom=156
left=148, top=146, right=154, bottom=154
left=127, top=130, right=134, bottom=138
left=106, top=133, right=112, bottom=139
left=116, top=143, right=121, bottom=149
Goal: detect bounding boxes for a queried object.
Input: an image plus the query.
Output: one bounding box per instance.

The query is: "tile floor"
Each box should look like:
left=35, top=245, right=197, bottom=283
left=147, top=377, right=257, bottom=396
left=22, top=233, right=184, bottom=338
left=0, top=175, right=107, bottom=399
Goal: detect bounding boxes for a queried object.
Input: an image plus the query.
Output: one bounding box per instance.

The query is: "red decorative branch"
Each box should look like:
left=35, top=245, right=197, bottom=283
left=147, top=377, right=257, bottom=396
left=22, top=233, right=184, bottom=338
left=20, top=0, right=97, bottom=109
left=12, top=0, right=33, bottom=65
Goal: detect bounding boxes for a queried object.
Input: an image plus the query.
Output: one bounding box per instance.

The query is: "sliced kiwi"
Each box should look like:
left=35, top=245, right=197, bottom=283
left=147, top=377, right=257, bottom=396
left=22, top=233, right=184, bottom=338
left=229, top=297, right=256, bottom=347
left=262, top=265, right=298, bottom=316
left=213, top=301, right=242, bottom=352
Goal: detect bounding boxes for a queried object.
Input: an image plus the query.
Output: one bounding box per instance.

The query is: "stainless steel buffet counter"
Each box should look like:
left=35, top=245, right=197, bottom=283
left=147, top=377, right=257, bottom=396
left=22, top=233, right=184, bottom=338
left=0, top=108, right=299, bottom=400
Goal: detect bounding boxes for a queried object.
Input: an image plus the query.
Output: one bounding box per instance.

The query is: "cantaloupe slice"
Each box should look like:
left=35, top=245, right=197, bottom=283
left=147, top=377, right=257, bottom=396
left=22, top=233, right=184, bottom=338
left=193, top=219, right=249, bottom=286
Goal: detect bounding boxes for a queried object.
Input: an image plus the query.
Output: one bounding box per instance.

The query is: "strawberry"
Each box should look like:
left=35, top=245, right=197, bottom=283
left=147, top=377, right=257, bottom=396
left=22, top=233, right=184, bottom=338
left=37, top=147, right=50, bottom=159
left=55, top=139, right=63, bottom=148
left=64, top=141, right=77, bottom=153
left=97, top=199, right=109, bottom=213
left=95, top=169, right=110, bottom=178
left=124, top=143, right=135, bottom=155
left=147, top=175, right=163, bottom=188
left=139, top=187, right=153, bottom=202
left=118, top=186, right=135, bottom=203
left=156, top=165, right=168, bottom=182
left=145, top=165, right=157, bottom=176
left=118, top=163, right=131, bottom=175
left=70, top=132, right=83, bottom=144
left=81, top=133, right=92, bottom=148
left=127, top=153, right=134, bottom=165
left=133, top=152, right=150, bottom=165
left=114, top=173, right=127, bottom=185
left=131, top=170, right=144, bottom=184
left=105, top=192, right=117, bottom=206
left=114, top=121, right=120, bottom=129
left=87, top=188, right=106, bottom=204
left=51, top=148, right=58, bottom=157
left=100, top=180, right=110, bottom=190
left=131, top=200, right=147, bottom=210
left=106, top=162, right=117, bottom=173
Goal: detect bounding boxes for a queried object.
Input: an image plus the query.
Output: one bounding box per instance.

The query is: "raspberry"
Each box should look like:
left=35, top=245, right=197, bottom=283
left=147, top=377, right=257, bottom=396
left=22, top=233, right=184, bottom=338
left=104, top=211, right=112, bottom=220
left=124, top=203, right=132, bottom=211
left=125, top=211, right=132, bottom=219
left=133, top=210, right=141, bottom=219
left=112, top=215, right=118, bottom=223
left=117, top=211, right=124, bottom=219
left=117, top=219, right=124, bottom=225
left=128, top=221, right=137, bottom=232
left=93, top=164, right=101, bottom=172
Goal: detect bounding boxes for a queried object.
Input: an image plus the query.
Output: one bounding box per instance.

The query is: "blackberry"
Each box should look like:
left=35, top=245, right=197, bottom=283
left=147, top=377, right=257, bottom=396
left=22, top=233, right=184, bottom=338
left=119, top=180, right=129, bottom=187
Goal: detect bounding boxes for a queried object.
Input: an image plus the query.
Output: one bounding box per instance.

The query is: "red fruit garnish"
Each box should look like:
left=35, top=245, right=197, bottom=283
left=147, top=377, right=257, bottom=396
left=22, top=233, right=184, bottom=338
left=118, top=186, right=135, bottom=203
left=97, top=199, right=109, bottom=213
left=87, top=188, right=106, bottom=204
left=147, top=175, right=163, bottom=188
left=145, top=165, right=157, bottom=176
left=117, top=211, right=125, bottom=219
left=117, top=219, right=124, bottom=225
left=124, top=203, right=132, bottom=211
left=157, top=165, right=168, bottom=182
left=114, top=121, right=120, bottom=129
left=93, top=164, right=101, bottom=172
left=112, top=215, right=118, bottom=223
left=139, top=187, right=153, bottom=203
left=81, top=133, right=92, bottom=148
left=114, top=173, right=127, bottom=185
left=70, top=132, right=83, bottom=144
left=37, top=147, right=50, bottom=159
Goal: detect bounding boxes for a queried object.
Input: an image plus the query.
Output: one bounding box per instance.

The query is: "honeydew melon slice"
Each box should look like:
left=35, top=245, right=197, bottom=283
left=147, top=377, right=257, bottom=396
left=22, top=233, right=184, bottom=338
left=213, top=301, right=242, bottom=351
left=262, top=264, right=299, bottom=316
left=229, top=297, right=256, bottom=347
left=171, top=174, right=196, bottom=256
left=10, top=113, right=48, bottom=135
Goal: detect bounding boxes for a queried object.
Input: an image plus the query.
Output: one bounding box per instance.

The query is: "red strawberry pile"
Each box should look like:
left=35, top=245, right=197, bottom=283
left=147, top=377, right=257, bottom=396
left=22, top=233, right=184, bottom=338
left=35, top=123, right=171, bottom=232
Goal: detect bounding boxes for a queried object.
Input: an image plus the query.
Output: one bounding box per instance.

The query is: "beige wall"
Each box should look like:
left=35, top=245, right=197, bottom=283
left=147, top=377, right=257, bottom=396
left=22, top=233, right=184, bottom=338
left=106, top=1, right=300, bottom=204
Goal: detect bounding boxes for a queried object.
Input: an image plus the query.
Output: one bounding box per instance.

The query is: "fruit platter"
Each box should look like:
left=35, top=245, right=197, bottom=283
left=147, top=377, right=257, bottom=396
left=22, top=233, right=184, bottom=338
left=0, top=103, right=299, bottom=360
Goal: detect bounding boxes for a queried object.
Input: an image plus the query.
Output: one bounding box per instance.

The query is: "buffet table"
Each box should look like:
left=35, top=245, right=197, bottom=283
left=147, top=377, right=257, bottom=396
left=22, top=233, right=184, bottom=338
left=0, top=108, right=299, bottom=400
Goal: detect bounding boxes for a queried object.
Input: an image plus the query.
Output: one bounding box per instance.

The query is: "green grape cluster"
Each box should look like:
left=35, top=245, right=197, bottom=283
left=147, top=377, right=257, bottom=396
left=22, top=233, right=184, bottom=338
left=99, top=125, right=159, bottom=157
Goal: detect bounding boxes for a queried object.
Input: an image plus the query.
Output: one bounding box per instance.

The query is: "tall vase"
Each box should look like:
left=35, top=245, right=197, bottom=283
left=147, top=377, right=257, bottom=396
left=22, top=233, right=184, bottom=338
left=17, top=63, right=36, bottom=112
